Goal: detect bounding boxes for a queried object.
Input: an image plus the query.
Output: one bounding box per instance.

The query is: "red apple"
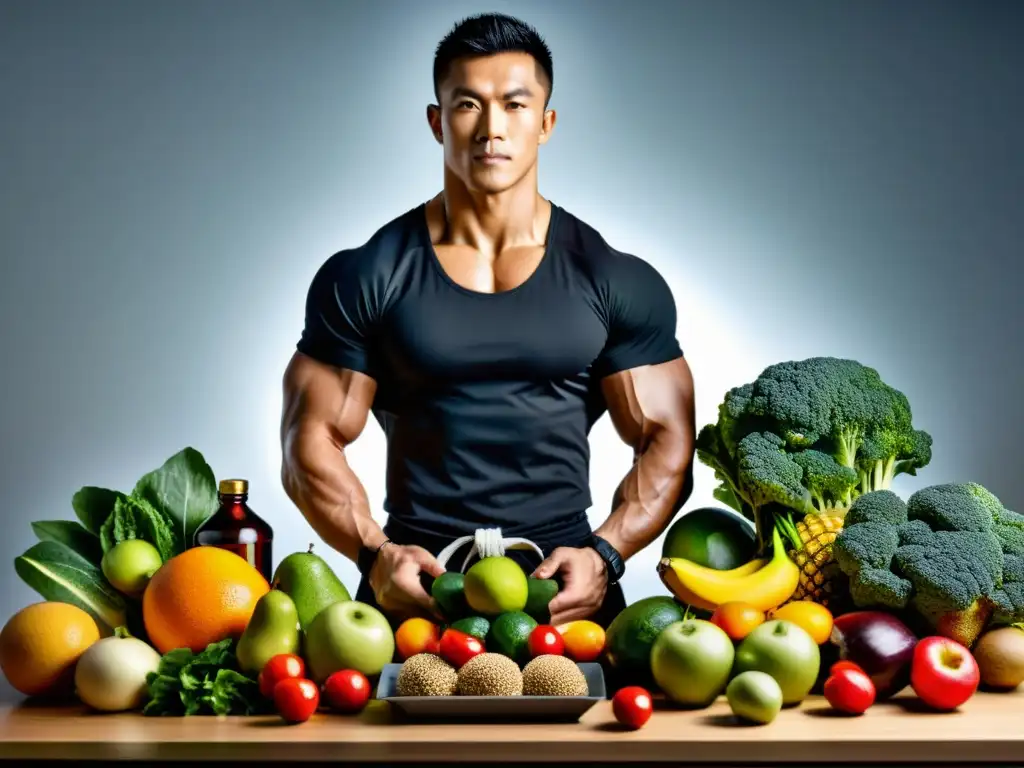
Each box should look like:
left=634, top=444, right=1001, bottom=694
left=910, top=636, right=980, bottom=711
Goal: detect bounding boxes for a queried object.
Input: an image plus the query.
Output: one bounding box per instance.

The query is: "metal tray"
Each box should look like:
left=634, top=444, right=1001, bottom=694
left=376, top=661, right=606, bottom=722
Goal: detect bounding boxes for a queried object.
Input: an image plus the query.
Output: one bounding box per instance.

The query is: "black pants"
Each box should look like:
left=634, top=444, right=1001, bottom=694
left=353, top=517, right=628, bottom=630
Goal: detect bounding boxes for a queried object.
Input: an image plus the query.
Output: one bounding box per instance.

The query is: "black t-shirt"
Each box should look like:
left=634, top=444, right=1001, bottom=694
left=296, top=200, right=683, bottom=545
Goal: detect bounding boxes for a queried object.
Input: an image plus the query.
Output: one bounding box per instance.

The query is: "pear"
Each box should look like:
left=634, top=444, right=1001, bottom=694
left=272, top=543, right=352, bottom=631
left=236, top=589, right=301, bottom=674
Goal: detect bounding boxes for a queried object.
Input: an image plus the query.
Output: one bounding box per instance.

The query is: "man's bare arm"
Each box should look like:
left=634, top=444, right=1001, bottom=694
left=595, top=356, right=697, bottom=561
left=280, top=352, right=387, bottom=563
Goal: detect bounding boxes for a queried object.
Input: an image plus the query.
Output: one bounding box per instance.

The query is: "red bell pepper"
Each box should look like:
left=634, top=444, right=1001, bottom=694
left=438, top=628, right=484, bottom=669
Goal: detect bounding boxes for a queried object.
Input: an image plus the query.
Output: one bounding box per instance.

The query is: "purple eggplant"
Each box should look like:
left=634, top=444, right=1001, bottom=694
left=830, top=611, right=918, bottom=699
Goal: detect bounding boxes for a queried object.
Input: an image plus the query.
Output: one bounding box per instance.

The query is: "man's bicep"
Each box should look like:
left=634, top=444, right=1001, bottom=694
left=282, top=352, right=377, bottom=451
left=600, top=357, right=696, bottom=465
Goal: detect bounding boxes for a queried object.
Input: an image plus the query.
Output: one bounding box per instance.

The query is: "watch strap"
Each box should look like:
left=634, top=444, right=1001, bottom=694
left=589, top=534, right=625, bottom=584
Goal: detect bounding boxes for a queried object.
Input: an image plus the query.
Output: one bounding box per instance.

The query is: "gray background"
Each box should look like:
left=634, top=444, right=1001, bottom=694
left=1, top=0, right=1021, bottom=671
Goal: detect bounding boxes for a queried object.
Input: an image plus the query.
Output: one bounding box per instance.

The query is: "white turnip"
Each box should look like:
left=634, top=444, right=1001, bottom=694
left=74, top=632, right=162, bottom=712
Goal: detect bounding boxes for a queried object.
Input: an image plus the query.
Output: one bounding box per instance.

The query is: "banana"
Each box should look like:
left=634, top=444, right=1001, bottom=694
left=657, top=526, right=799, bottom=613
left=706, top=557, right=768, bottom=579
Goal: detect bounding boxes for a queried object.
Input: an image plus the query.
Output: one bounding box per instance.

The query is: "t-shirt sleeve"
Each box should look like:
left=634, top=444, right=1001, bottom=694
left=295, top=249, right=380, bottom=377
left=591, top=255, right=683, bottom=380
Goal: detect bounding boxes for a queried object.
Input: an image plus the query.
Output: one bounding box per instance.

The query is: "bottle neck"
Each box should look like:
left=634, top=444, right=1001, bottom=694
left=218, top=493, right=249, bottom=520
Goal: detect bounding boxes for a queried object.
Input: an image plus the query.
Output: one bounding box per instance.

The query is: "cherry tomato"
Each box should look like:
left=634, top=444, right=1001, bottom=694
left=830, top=660, right=865, bottom=677
left=258, top=653, right=306, bottom=699
left=824, top=667, right=876, bottom=715
left=910, top=636, right=980, bottom=711
left=323, top=669, right=372, bottom=714
left=528, top=625, right=565, bottom=658
left=274, top=677, right=320, bottom=723
left=612, top=686, right=654, bottom=730
left=438, top=628, right=485, bottom=669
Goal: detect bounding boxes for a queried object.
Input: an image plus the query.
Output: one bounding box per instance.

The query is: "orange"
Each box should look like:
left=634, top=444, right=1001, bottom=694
left=710, top=601, right=766, bottom=641
left=143, top=546, right=270, bottom=654
left=559, top=620, right=606, bottom=662
left=770, top=601, right=834, bottom=645
left=395, top=618, right=440, bottom=661
left=0, top=602, right=102, bottom=697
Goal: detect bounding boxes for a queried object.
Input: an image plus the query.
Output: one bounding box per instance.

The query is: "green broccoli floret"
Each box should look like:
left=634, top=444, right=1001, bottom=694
left=696, top=358, right=933, bottom=544
left=833, top=483, right=1024, bottom=647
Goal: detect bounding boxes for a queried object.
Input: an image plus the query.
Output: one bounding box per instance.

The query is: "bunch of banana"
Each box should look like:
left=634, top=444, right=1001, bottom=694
left=656, top=526, right=799, bottom=613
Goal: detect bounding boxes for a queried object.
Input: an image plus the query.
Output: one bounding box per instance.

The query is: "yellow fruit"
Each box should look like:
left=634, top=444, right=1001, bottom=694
left=657, top=526, right=799, bottom=613
left=769, top=600, right=834, bottom=645
left=716, top=558, right=769, bottom=578
left=143, top=546, right=270, bottom=654
left=559, top=620, right=606, bottom=663
left=0, top=602, right=102, bottom=697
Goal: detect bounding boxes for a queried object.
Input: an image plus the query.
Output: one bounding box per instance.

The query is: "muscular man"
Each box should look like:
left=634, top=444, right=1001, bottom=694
left=280, top=13, right=696, bottom=629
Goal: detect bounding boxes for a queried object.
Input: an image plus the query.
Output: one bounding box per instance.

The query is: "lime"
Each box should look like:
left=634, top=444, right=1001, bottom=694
left=487, top=611, right=538, bottom=664
left=463, top=556, right=528, bottom=616
left=431, top=572, right=469, bottom=620
left=101, top=539, right=163, bottom=597
left=449, top=616, right=490, bottom=642
left=727, top=670, right=783, bottom=724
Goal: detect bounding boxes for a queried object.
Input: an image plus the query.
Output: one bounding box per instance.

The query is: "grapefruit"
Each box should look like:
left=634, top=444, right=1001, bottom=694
left=142, top=546, right=270, bottom=654
left=0, top=602, right=102, bottom=697
left=463, top=556, right=528, bottom=616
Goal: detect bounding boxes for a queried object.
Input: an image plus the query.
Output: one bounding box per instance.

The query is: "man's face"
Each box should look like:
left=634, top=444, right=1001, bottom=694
left=429, top=52, right=556, bottom=194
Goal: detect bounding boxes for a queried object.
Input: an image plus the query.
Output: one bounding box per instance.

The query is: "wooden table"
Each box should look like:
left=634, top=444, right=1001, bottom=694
left=1, top=688, right=1023, bottom=765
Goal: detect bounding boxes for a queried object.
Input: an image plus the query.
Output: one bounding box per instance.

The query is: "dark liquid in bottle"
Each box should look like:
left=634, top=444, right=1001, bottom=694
left=194, top=479, right=273, bottom=582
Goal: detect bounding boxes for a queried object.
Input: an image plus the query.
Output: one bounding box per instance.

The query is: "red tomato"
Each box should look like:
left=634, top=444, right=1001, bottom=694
left=258, top=653, right=306, bottom=699
left=528, top=625, right=565, bottom=658
left=910, top=636, right=980, bottom=711
left=274, top=678, right=320, bottom=723
left=830, top=660, right=866, bottom=677
left=323, top=669, right=372, bottom=714
left=438, top=628, right=485, bottom=669
left=824, top=668, right=876, bottom=715
left=612, top=686, right=654, bottom=730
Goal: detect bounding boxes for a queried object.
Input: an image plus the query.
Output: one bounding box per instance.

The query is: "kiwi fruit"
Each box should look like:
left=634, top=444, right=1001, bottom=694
left=973, top=626, right=1024, bottom=690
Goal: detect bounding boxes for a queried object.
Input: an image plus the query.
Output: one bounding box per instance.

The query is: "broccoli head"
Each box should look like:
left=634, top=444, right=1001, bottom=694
left=695, top=357, right=933, bottom=556
left=833, top=482, right=1024, bottom=647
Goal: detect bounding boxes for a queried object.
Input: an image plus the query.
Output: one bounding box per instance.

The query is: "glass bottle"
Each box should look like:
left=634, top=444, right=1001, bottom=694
left=194, top=478, right=274, bottom=582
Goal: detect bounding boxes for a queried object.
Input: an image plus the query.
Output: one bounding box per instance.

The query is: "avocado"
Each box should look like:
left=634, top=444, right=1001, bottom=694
left=523, top=577, right=559, bottom=623
left=604, top=596, right=686, bottom=683
left=271, top=544, right=352, bottom=631
left=236, top=589, right=301, bottom=673
left=449, top=615, right=490, bottom=642
left=431, top=571, right=469, bottom=620
left=661, top=506, right=757, bottom=570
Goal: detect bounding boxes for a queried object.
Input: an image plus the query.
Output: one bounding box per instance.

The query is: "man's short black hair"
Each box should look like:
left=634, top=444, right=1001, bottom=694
left=433, top=13, right=554, bottom=107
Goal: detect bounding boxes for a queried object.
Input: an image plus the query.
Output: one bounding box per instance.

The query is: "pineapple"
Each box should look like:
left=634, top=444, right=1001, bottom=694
left=786, top=512, right=846, bottom=607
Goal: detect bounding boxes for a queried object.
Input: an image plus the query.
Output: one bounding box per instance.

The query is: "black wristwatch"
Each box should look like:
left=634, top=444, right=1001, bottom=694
left=588, top=534, right=625, bottom=585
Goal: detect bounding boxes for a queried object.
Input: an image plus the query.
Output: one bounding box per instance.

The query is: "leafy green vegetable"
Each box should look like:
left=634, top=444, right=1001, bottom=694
left=14, top=540, right=127, bottom=631
left=30, top=520, right=103, bottom=563
left=16, top=446, right=221, bottom=644
left=133, top=447, right=219, bottom=554
left=72, top=486, right=126, bottom=536
left=100, top=494, right=176, bottom=562
left=143, top=639, right=270, bottom=717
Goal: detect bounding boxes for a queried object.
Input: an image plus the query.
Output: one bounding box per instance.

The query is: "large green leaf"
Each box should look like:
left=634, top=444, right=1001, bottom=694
left=71, top=486, right=126, bottom=536
left=133, top=447, right=219, bottom=554
left=31, top=520, right=103, bottom=564
left=99, top=494, right=176, bottom=562
left=14, top=540, right=127, bottom=631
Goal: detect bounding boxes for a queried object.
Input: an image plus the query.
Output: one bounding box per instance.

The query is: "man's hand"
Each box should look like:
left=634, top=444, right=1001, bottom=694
left=369, top=543, right=446, bottom=622
left=532, top=546, right=608, bottom=626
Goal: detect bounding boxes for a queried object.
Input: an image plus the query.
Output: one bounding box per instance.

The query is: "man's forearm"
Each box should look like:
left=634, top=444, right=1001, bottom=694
left=281, top=426, right=387, bottom=563
left=593, top=431, right=694, bottom=561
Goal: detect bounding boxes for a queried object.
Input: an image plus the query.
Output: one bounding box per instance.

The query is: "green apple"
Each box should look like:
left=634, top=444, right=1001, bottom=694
left=101, top=539, right=163, bottom=597
left=304, top=600, right=395, bottom=683
left=727, top=670, right=784, bottom=724
left=650, top=619, right=735, bottom=708
left=734, top=619, right=820, bottom=706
